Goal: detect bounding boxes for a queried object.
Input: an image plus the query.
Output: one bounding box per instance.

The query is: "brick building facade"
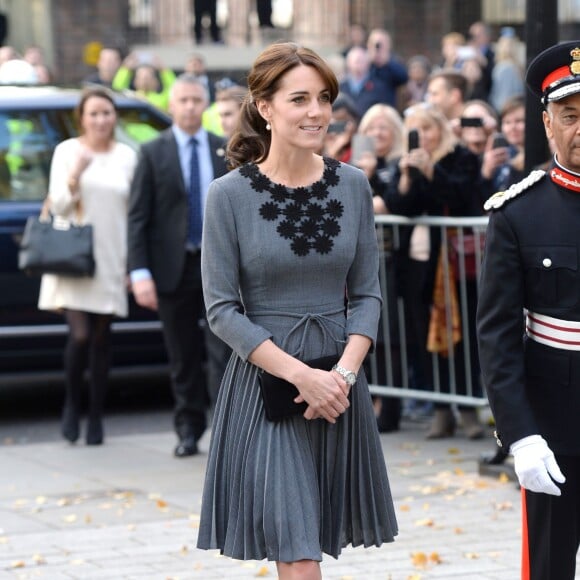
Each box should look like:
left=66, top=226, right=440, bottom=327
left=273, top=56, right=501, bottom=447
left=51, top=0, right=130, bottom=83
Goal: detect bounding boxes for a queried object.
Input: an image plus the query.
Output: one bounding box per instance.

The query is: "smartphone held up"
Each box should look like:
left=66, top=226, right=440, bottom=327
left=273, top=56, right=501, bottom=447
left=351, top=134, right=375, bottom=164
left=327, top=120, right=347, bottom=134
left=407, top=128, right=422, bottom=180
left=408, top=128, right=420, bottom=151
left=460, top=116, right=484, bottom=128
left=491, top=132, right=509, bottom=149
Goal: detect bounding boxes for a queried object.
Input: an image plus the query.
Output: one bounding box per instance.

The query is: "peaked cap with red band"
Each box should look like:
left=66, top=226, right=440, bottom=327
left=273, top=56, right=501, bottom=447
left=526, top=41, right=580, bottom=105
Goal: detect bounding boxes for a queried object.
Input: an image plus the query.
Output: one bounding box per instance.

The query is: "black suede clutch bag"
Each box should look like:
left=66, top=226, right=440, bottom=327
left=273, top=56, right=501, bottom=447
left=258, top=355, right=340, bottom=422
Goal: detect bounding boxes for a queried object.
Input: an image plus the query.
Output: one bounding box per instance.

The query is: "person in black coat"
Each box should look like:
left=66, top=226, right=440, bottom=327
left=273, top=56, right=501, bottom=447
left=128, top=74, right=230, bottom=457
left=383, top=104, right=484, bottom=439
left=192, top=0, right=220, bottom=43
left=477, top=41, right=580, bottom=580
left=340, top=46, right=391, bottom=118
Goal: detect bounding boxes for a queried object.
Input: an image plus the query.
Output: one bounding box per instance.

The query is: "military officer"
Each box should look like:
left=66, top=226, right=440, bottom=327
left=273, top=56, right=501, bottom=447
left=477, top=41, right=580, bottom=580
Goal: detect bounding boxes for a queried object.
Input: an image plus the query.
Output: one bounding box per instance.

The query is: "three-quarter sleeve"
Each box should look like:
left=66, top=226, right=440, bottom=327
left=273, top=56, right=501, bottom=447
left=345, top=174, right=382, bottom=348
left=201, top=180, right=273, bottom=361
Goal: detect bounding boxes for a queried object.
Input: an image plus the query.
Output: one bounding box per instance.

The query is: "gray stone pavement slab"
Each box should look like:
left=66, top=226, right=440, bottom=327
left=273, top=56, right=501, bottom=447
left=1, top=420, right=578, bottom=579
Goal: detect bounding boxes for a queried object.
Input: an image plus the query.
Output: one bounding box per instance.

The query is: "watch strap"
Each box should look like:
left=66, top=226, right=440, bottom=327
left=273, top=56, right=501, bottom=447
left=332, top=364, right=357, bottom=383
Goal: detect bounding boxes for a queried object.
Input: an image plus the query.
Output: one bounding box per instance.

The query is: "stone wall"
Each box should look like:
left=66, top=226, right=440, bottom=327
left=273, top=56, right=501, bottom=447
left=51, top=0, right=129, bottom=83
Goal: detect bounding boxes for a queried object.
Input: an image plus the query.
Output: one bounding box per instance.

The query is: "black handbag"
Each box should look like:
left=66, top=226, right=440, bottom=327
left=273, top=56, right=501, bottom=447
left=258, top=355, right=340, bottom=422
left=18, top=198, right=95, bottom=277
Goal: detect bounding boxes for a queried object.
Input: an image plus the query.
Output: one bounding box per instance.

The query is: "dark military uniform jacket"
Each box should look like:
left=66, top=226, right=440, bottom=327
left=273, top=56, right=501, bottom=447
left=477, top=161, right=580, bottom=455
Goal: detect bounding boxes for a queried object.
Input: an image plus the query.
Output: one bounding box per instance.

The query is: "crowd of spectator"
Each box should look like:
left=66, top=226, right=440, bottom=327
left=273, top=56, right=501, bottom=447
left=318, top=21, right=529, bottom=438
left=0, top=19, right=534, bottom=442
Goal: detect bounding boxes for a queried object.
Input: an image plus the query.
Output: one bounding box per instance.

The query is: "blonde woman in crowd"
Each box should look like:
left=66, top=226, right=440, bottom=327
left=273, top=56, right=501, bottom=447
left=354, top=103, right=406, bottom=432
left=381, top=103, right=484, bottom=439
left=355, top=104, right=404, bottom=212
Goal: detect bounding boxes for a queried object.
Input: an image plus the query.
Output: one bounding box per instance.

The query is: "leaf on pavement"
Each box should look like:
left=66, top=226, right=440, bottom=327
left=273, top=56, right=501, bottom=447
left=62, top=514, right=77, bottom=523
left=498, top=472, right=510, bottom=483
left=10, top=561, right=25, bottom=569
left=32, top=554, right=46, bottom=565
left=113, top=491, right=134, bottom=501
left=411, top=552, right=428, bottom=568
left=255, top=566, right=270, bottom=576
left=493, top=501, right=513, bottom=511
left=414, top=518, right=434, bottom=527
left=464, top=552, right=480, bottom=559
left=410, top=550, right=442, bottom=571
left=156, top=499, right=168, bottom=511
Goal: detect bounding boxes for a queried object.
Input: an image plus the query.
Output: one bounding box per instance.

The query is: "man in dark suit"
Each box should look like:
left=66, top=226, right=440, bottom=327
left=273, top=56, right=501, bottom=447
left=128, top=73, right=230, bottom=457
left=477, top=42, right=580, bottom=579
left=339, top=46, right=390, bottom=118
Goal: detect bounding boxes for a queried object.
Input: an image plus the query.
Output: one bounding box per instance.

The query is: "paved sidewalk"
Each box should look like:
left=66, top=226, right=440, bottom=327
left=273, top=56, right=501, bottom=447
left=0, top=417, right=558, bottom=579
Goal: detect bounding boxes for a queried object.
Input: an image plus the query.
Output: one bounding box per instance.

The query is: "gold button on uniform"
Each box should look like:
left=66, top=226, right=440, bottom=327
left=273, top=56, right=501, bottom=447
left=543, top=258, right=552, bottom=268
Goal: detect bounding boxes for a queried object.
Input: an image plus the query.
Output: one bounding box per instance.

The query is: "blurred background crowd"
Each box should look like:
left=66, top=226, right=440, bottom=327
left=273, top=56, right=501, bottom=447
left=0, top=2, right=551, bottom=444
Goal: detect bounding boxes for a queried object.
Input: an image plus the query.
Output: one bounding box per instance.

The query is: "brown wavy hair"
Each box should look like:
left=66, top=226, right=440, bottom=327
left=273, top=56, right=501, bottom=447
left=226, top=42, right=339, bottom=169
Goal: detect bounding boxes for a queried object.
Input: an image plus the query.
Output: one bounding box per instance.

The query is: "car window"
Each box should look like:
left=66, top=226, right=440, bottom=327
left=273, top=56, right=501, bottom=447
left=0, top=111, right=64, bottom=201
left=0, top=105, right=168, bottom=203
left=116, top=107, right=168, bottom=146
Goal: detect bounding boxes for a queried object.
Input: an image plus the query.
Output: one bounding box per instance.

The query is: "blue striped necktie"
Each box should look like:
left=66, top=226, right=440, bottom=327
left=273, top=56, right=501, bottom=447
left=188, top=136, right=202, bottom=247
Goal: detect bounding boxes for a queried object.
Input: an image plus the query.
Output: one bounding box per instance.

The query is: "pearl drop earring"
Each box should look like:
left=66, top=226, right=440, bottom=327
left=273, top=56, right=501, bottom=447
left=266, top=123, right=271, bottom=131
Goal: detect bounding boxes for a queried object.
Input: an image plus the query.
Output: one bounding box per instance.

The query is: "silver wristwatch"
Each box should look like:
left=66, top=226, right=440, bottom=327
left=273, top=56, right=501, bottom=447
left=332, top=364, right=357, bottom=386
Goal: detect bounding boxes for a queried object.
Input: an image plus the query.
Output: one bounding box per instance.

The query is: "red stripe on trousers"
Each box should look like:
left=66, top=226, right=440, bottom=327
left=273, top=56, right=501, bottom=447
left=521, top=487, right=530, bottom=580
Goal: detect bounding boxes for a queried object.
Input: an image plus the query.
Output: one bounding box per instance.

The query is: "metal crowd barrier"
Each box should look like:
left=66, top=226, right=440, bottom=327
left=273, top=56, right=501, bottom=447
left=368, top=214, right=490, bottom=408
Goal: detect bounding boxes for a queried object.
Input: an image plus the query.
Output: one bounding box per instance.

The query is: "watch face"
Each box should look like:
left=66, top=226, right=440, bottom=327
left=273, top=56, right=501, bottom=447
left=345, top=372, right=356, bottom=385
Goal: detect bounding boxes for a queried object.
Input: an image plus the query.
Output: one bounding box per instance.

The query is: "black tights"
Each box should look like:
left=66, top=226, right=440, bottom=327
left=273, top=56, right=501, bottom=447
left=63, top=310, right=112, bottom=420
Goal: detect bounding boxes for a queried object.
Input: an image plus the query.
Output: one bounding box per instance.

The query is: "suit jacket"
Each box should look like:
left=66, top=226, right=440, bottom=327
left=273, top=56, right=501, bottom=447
left=339, top=75, right=391, bottom=117
left=128, top=127, right=227, bottom=294
left=477, top=165, right=580, bottom=455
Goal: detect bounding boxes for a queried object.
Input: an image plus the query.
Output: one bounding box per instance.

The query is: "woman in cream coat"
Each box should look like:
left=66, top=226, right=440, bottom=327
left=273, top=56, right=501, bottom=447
left=39, top=87, right=137, bottom=445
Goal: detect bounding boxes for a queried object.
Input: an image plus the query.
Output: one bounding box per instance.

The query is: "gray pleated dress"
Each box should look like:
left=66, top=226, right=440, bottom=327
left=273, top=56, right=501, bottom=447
left=197, top=157, right=398, bottom=562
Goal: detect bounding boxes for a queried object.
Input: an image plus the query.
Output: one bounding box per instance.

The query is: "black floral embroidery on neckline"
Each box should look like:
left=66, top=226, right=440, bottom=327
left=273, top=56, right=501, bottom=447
left=242, top=157, right=343, bottom=256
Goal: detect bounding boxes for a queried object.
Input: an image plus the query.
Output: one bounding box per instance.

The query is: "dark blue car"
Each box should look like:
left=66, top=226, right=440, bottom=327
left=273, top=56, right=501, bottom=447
left=0, top=86, right=171, bottom=384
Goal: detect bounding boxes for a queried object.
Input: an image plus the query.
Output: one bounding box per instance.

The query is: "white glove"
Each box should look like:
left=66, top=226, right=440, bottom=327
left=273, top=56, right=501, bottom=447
left=510, top=435, right=565, bottom=496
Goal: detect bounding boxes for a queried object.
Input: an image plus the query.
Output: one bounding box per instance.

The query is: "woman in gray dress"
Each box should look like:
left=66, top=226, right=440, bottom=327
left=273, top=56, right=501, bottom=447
left=197, top=42, right=397, bottom=578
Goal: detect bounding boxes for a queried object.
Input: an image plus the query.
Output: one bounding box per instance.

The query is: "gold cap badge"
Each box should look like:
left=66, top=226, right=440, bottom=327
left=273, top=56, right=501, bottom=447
left=570, top=47, right=580, bottom=75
